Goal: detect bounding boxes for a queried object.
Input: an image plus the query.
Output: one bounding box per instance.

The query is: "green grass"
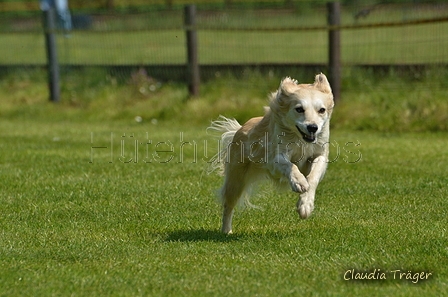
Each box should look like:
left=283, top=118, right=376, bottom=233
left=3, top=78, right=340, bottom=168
left=0, top=113, right=447, bottom=296
left=0, top=63, right=447, bottom=295
left=1, top=4, right=448, bottom=295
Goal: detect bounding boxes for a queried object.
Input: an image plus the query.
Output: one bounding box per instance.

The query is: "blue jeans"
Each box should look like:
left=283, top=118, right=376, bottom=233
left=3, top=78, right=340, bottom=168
left=40, top=0, right=72, bottom=31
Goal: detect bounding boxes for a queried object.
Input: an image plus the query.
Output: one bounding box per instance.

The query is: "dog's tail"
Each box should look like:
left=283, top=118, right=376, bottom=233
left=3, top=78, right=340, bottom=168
left=206, top=115, right=241, bottom=175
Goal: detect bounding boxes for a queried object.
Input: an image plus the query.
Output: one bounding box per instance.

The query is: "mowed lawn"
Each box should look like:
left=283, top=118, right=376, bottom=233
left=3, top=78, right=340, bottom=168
left=0, top=116, right=447, bottom=296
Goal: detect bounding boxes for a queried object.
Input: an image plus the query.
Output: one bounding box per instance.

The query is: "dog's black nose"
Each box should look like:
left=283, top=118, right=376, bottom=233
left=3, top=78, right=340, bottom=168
left=307, top=124, right=318, bottom=133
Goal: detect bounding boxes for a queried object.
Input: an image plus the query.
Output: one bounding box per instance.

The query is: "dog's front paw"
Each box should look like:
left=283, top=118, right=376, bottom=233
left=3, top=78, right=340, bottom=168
left=289, top=171, right=309, bottom=193
left=297, top=197, right=314, bottom=219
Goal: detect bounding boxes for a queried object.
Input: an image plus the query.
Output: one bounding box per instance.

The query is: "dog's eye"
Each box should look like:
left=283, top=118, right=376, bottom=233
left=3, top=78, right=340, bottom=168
left=318, top=108, right=326, bottom=114
left=295, top=107, right=305, bottom=113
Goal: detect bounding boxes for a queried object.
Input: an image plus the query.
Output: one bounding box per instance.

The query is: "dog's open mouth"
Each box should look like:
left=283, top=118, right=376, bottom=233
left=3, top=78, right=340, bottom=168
left=296, top=126, right=316, bottom=143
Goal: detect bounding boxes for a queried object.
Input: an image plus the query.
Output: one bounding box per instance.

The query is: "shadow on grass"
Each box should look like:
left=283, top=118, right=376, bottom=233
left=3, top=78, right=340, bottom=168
left=165, top=229, right=242, bottom=243
left=165, top=228, right=296, bottom=243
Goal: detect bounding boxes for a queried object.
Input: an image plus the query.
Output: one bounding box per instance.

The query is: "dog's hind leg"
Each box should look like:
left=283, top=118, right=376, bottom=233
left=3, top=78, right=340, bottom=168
left=220, top=172, right=247, bottom=234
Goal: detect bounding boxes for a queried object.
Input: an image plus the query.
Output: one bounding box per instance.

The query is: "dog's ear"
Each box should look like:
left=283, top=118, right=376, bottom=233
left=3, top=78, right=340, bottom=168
left=278, top=77, right=298, bottom=96
left=314, top=73, right=332, bottom=94
left=275, top=77, right=298, bottom=103
left=271, top=77, right=297, bottom=111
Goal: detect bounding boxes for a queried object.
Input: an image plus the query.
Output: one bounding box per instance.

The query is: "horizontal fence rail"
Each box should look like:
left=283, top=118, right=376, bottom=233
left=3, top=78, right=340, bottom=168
left=9, top=12, right=448, bottom=33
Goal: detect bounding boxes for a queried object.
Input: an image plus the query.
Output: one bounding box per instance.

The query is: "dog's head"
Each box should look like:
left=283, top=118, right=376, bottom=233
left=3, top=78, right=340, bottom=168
left=270, top=73, right=334, bottom=143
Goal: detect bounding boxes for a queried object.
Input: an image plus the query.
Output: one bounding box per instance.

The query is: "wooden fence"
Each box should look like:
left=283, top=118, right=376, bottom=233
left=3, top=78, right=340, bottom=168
left=42, top=2, right=342, bottom=101
left=37, top=1, right=448, bottom=102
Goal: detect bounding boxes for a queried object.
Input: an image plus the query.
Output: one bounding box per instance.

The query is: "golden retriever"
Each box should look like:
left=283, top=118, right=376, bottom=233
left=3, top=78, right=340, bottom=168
left=209, top=73, right=334, bottom=234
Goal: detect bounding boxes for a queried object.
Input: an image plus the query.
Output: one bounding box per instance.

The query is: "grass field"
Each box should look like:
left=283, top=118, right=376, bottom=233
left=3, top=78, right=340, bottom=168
left=1, top=6, right=448, bottom=293
left=1, top=110, right=447, bottom=296
left=1, top=66, right=448, bottom=295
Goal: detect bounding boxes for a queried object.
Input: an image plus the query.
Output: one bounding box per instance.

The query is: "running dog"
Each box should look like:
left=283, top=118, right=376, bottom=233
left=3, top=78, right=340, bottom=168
left=209, top=73, right=334, bottom=234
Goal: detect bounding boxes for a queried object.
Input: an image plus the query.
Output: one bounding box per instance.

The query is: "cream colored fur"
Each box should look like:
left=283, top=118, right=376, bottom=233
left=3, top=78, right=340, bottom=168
left=209, top=73, right=334, bottom=234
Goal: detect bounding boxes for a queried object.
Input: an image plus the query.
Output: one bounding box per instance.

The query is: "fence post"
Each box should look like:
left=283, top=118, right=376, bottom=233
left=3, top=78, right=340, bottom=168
left=327, top=1, right=341, bottom=103
left=43, top=8, right=60, bottom=103
left=184, top=4, right=200, bottom=97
